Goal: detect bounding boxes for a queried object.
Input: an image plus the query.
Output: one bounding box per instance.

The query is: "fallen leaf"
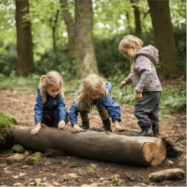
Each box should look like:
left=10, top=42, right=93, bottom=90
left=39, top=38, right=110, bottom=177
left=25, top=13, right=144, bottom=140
left=19, top=172, right=26, bottom=177
left=4, top=167, right=12, bottom=174
left=68, top=173, right=77, bottom=177
left=13, top=183, right=22, bottom=186
left=12, top=175, right=19, bottom=179
left=53, top=182, right=61, bottom=186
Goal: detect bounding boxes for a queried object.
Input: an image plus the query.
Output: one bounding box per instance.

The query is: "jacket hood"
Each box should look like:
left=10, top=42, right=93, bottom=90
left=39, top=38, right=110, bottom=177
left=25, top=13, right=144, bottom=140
left=135, top=45, right=159, bottom=64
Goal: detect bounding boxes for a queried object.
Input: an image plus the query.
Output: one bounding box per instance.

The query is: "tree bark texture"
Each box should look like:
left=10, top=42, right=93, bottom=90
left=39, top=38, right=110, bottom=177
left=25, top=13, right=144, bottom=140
left=51, top=10, right=59, bottom=51
left=148, top=0, right=180, bottom=79
left=75, top=0, right=99, bottom=78
left=15, top=0, right=33, bottom=77
left=9, top=126, right=167, bottom=167
left=130, top=0, right=142, bottom=34
left=60, top=0, right=75, bottom=53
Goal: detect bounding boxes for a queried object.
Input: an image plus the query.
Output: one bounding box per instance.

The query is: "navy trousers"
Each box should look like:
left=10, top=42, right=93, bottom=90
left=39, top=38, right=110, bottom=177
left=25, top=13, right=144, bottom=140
left=134, top=91, right=161, bottom=128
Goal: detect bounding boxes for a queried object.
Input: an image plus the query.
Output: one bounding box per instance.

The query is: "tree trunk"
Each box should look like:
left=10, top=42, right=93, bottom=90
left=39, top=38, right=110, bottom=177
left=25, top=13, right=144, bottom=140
left=60, top=0, right=75, bottom=53
left=15, top=0, right=33, bottom=77
left=130, top=0, right=142, bottom=34
left=75, top=0, right=99, bottom=78
left=148, top=0, right=180, bottom=79
left=9, top=126, right=167, bottom=167
left=51, top=10, right=59, bottom=51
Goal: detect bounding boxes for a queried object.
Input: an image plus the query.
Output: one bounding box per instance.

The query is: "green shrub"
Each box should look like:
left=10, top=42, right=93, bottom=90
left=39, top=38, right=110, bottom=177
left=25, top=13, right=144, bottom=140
left=0, top=43, right=17, bottom=76
left=33, top=45, right=76, bottom=82
left=173, top=25, right=186, bottom=73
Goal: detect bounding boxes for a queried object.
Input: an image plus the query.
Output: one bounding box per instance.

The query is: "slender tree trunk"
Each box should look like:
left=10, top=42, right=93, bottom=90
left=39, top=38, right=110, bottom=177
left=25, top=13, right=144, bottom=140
left=60, top=0, right=75, bottom=53
left=15, top=0, right=33, bottom=77
left=130, top=0, right=142, bottom=34
left=148, top=0, right=180, bottom=79
left=52, top=10, right=59, bottom=51
left=75, top=0, right=99, bottom=78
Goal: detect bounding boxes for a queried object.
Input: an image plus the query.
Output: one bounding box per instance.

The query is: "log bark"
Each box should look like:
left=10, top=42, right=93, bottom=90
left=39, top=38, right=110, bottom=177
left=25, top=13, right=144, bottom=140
left=9, top=126, right=167, bottom=167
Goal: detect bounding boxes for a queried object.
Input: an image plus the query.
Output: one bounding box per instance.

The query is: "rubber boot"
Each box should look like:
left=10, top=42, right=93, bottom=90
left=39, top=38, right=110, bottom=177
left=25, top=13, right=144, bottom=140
left=134, top=126, right=152, bottom=136
left=152, top=124, right=159, bottom=136
left=80, top=122, right=89, bottom=130
left=101, top=119, right=112, bottom=132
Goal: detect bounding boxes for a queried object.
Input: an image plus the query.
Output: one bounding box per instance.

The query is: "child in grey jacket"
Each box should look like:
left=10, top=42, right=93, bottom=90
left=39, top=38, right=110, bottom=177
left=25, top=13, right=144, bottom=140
left=119, top=35, right=162, bottom=136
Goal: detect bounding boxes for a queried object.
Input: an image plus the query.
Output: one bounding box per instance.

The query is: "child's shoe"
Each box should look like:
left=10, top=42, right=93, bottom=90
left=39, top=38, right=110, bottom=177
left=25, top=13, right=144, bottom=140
left=80, top=122, right=89, bottom=130
left=134, top=126, right=152, bottom=136
left=152, top=124, right=159, bottom=136
left=101, top=119, right=112, bottom=132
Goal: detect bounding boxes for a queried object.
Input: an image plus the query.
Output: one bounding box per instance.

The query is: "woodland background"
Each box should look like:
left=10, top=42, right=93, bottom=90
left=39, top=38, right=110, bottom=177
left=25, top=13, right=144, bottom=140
left=0, top=0, right=186, bottom=117
left=0, top=1, right=186, bottom=186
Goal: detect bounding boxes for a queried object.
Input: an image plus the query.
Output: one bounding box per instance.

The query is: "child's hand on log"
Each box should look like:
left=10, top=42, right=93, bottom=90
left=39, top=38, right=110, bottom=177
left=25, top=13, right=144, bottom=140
left=73, top=124, right=84, bottom=132
left=58, top=120, right=65, bottom=129
left=135, top=91, right=143, bottom=101
left=119, top=80, right=127, bottom=91
left=114, top=120, right=122, bottom=132
left=31, top=122, right=41, bottom=135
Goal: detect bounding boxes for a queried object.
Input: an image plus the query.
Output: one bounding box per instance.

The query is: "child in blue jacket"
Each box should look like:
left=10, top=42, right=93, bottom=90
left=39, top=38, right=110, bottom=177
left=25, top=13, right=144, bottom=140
left=69, top=73, right=121, bottom=132
left=31, top=71, right=69, bottom=135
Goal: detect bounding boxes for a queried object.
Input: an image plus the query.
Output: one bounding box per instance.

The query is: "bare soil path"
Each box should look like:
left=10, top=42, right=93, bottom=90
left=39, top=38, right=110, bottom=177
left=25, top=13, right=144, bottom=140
left=0, top=87, right=186, bottom=186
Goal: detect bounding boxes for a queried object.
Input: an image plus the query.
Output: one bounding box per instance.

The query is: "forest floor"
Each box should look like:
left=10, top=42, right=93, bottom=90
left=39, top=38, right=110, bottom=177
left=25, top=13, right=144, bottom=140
left=0, top=86, right=186, bottom=186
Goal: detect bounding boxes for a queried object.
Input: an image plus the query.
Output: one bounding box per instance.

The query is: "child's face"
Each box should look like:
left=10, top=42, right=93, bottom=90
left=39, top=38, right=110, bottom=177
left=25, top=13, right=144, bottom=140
left=46, top=84, right=61, bottom=98
left=90, top=90, right=99, bottom=100
left=122, top=47, right=138, bottom=60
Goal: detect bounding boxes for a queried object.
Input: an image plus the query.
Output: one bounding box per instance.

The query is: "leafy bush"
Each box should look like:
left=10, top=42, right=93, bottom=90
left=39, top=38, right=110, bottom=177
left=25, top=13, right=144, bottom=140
left=34, top=45, right=76, bottom=82
left=173, top=24, right=186, bottom=73
left=160, top=82, right=186, bottom=113
left=0, top=43, right=17, bottom=76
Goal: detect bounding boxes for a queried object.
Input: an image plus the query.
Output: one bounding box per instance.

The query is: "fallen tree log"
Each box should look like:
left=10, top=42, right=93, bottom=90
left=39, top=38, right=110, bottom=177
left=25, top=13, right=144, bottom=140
left=9, top=126, right=167, bottom=167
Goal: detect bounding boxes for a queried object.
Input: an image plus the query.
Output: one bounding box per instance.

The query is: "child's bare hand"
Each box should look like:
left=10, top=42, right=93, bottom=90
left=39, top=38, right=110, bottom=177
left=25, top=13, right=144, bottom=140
left=119, top=81, right=127, bottom=91
left=58, top=120, right=65, bottom=129
left=31, top=123, right=41, bottom=135
left=73, top=124, right=84, bottom=132
left=114, top=120, right=122, bottom=132
left=136, top=91, right=143, bottom=101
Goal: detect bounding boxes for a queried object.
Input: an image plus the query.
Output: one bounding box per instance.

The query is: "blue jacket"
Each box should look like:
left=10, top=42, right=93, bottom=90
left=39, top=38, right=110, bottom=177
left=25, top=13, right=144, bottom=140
left=69, top=82, right=121, bottom=125
left=34, top=87, right=68, bottom=123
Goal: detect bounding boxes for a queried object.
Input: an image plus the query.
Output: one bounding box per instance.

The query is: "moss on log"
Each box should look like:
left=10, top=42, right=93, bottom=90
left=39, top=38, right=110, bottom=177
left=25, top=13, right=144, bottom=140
left=0, top=110, right=19, bottom=146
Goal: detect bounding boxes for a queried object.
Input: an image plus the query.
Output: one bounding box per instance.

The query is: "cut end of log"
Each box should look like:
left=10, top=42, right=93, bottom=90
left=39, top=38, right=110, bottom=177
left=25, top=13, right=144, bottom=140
left=142, top=139, right=166, bottom=166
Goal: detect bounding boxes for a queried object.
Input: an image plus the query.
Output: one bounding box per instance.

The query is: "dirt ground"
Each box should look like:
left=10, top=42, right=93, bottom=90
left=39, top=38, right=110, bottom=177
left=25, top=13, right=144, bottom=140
left=0, top=86, right=186, bottom=186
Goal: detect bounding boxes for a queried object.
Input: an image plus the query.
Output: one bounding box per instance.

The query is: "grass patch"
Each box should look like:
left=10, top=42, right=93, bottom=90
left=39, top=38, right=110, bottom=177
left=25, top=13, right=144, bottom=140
left=113, top=176, right=120, bottom=183
left=74, top=168, right=80, bottom=174
left=86, top=166, right=96, bottom=173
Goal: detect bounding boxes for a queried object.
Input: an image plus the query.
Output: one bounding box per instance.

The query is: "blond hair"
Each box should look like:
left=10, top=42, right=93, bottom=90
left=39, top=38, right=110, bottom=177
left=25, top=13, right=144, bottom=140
left=119, top=35, right=143, bottom=53
left=39, top=71, right=64, bottom=103
left=75, top=73, right=109, bottom=111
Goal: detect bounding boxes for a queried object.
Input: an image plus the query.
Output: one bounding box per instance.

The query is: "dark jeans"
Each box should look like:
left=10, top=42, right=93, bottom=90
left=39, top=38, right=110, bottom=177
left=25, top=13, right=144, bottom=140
left=134, top=91, right=161, bottom=128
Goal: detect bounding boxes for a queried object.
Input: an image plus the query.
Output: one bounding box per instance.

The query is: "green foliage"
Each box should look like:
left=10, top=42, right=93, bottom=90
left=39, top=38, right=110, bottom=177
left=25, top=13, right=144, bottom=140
left=0, top=73, right=39, bottom=89
left=0, top=43, right=17, bottom=75
left=173, top=25, right=186, bottom=73
left=0, top=110, right=19, bottom=143
left=74, top=168, right=80, bottom=174
left=113, top=176, right=120, bottom=183
left=34, top=182, right=45, bottom=186
left=73, top=176, right=79, bottom=181
left=86, top=166, right=96, bottom=173
left=33, top=46, right=76, bottom=82
left=160, top=82, right=186, bottom=113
